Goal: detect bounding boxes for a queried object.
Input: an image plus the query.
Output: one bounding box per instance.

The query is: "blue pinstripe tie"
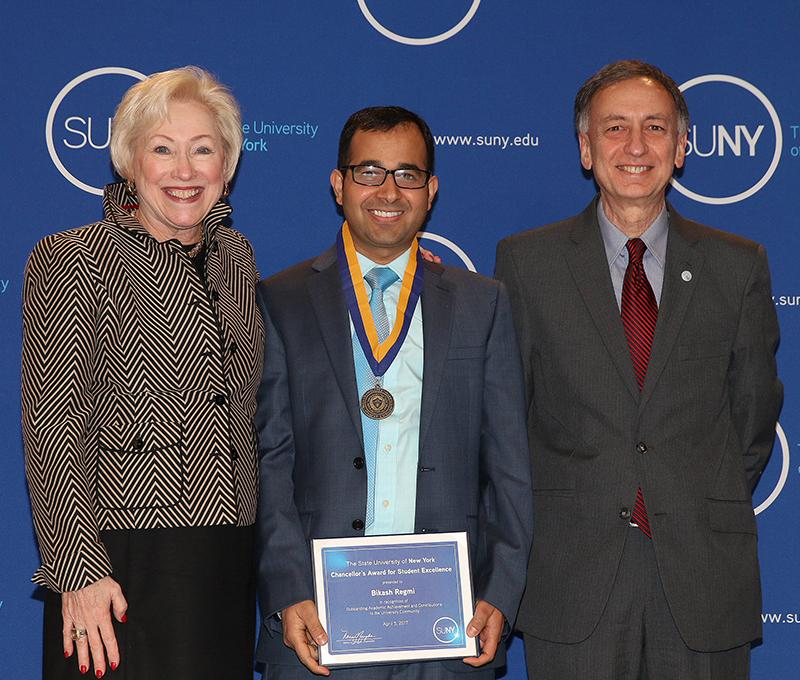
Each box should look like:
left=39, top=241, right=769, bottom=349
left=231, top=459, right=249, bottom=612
left=353, top=267, right=399, bottom=529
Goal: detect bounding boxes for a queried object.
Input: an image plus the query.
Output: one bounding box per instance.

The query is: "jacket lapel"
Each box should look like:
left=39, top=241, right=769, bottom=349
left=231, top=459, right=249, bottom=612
left=419, top=262, right=454, bottom=451
left=565, top=200, right=641, bottom=401
left=307, top=247, right=363, bottom=441
left=638, top=205, right=703, bottom=410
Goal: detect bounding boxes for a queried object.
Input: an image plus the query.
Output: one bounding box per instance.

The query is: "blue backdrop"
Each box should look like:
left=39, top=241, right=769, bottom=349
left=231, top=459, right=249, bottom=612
left=2, top=2, right=798, bottom=677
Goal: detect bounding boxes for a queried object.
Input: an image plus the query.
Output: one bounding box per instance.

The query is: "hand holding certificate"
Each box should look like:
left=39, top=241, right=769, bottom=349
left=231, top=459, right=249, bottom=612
left=280, top=600, right=331, bottom=676
left=462, top=600, right=504, bottom=668
left=312, top=532, right=479, bottom=667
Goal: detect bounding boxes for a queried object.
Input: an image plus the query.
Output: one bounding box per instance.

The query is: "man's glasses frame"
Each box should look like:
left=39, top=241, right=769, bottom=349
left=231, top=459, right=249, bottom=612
left=340, top=164, right=432, bottom=190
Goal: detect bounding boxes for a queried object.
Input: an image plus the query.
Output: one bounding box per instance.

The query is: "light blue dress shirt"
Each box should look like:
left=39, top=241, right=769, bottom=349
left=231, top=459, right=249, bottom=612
left=597, top=201, right=669, bottom=309
left=351, top=248, right=424, bottom=535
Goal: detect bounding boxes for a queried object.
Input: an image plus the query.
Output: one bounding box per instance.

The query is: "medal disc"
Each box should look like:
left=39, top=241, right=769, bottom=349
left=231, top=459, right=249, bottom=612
left=360, top=386, right=395, bottom=420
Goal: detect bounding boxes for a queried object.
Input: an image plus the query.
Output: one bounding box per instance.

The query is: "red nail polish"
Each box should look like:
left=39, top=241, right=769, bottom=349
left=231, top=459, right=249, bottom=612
left=121, top=613, right=127, bottom=623
left=110, top=662, right=118, bottom=671
left=96, top=670, right=104, bottom=679
left=64, top=650, right=70, bottom=658
left=80, top=666, right=88, bottom=675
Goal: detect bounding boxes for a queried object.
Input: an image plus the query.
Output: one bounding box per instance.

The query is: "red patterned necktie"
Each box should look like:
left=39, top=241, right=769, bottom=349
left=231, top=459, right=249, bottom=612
left=621, top=238, right=657, bottom=538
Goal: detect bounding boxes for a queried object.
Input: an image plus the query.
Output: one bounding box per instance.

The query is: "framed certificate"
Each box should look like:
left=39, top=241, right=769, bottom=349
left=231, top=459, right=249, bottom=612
left=312, top=532, right=478, bottom=666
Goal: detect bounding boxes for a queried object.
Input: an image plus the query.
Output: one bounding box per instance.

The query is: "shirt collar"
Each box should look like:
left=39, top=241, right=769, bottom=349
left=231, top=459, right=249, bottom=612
left=355, top=246, right=412, bottom=283
left=597, top=200, right=669, bottom=268
left=103, top=181, right=230, bottom=248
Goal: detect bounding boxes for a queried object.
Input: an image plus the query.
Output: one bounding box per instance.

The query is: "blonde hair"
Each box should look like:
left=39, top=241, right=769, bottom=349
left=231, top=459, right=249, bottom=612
left=110, top=66, right=243, bottom=182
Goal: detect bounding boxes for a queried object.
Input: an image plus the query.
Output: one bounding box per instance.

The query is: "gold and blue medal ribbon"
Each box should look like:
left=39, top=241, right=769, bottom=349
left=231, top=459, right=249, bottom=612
left=336, top=221, right=424, bottom=377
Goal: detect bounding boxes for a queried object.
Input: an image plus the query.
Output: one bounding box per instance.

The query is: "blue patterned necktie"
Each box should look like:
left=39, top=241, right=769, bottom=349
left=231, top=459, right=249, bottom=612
left=353, top=266, right=399, bottom=530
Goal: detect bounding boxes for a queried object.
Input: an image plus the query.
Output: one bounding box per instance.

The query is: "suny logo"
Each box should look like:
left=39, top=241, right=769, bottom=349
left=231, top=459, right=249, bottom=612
left=432, top=616, right=461, bottom=643
left=417, top=231, right=476, bottom=272
left=671, top=74, right=782, bottom=205
left=357, top=0, right=481, bottom=45
left=753, top=423, right=790, bottom=516
left=46, top=67, right=147, bottom=195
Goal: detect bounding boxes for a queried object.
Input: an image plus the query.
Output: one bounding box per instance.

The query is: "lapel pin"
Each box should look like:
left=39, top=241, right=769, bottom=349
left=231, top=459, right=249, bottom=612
left=681, top=270, right=692, bottom=282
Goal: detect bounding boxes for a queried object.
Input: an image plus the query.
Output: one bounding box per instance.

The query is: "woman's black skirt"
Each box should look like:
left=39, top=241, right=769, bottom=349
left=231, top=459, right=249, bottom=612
left=43, top=524, right=255, bottom=680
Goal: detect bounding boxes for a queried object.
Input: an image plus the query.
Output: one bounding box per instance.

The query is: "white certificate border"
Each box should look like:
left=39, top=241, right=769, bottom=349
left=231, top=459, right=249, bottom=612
left=312, top=532, right=477, bottom=666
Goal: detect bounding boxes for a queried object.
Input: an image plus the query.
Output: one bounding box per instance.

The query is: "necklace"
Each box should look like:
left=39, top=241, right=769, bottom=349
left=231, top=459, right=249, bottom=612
left=186, top=240, right=204, bottom=258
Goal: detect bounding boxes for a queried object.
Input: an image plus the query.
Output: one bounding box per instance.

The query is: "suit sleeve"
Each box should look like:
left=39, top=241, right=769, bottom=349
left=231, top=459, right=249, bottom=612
left=495, top=238, right=534, bottom=408
left=254, top=284, right=315, bottom=619
left=21, top=236, right=113, bottom=592
left=728, top=245, right=783, bottom=491
left=475, top=280, right=533, bottom=625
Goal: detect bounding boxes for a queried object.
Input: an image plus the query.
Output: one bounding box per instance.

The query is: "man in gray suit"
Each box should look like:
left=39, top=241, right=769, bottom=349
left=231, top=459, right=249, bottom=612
left=496, top=60, right=782, bottom=679
left=255, top=106, right=532, bottom=679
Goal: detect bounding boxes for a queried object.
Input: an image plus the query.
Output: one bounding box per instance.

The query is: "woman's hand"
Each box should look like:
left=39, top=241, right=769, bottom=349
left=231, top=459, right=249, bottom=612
left=62, top=576, right=127, bottom=677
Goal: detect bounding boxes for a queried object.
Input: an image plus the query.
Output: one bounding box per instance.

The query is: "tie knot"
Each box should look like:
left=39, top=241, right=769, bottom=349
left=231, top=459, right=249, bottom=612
left=626, top=238, right=647, bottom=265
left=364, top=267, right=399, bottom=293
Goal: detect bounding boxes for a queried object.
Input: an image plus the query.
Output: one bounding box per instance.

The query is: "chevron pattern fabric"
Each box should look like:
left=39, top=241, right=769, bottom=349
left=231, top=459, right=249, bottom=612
left=21, top=183, right=265, bottom=592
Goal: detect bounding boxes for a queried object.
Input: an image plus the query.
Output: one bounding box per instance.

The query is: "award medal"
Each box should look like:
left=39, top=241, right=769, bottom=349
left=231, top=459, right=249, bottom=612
left=336, top=222, right=424, bottom=420
left=360, top=385, right=395, bottom=420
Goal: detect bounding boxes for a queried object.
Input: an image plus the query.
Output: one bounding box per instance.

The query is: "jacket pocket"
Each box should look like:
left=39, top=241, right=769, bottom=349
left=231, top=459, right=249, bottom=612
left=447, top=346, right=484, bottom=360
left=707, top=499, right=757, bottom=535
left=96, top=419, right=185, bottom=510
left=679, top=341, right=730, bottom=361
left=532, top=487, right=576, bottom=497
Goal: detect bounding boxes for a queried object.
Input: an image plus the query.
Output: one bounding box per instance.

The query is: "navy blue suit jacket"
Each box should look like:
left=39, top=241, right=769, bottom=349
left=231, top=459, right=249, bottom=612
left=254, top=247, right=532, bottom=672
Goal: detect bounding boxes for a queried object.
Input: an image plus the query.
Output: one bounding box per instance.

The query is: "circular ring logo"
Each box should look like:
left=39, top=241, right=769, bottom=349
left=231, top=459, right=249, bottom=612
left=46, top=67, right=147, bottom=195
left=433, top=616, right=461, bottom=643
left=417, top=231, right=477, bottom=271
left=754, top=422, right=790, bottom=516
left=357, top=0, right=481, bottom=46
left=671, top=74, right=782, bottom=205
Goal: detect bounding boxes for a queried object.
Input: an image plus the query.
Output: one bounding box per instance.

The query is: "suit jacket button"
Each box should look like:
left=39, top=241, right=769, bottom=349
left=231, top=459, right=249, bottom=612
left=133, top=437, right=144, bottom=451
left=211, top=290, right=220, bottom=302
left=352, top=519, right=364, bottom=531
left=213, top=393, right=227, bottom=406
left=353, top=457, right=365, bottom=469
left=231, top=449, right=239, bottom=460
left=636, top=442, right=648, bottom=454
left=619, top=507, right=631, bottom=520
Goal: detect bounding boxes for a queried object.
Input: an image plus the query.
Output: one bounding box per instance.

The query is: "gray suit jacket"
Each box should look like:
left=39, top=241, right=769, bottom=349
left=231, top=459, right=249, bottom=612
left=254, top=246, right=533, bottom=671
left=496, top=197, right=782, bottom=652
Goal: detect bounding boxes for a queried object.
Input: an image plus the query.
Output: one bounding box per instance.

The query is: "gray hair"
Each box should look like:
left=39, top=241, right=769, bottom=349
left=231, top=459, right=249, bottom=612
left=574, top=60, right=690, bottom=135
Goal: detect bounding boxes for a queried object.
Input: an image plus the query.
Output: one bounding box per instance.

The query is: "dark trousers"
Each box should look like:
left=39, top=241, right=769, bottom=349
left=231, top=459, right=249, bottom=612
left=263, top=662, right=496, bottom=680
left=525, top=528, right=750, bottom=680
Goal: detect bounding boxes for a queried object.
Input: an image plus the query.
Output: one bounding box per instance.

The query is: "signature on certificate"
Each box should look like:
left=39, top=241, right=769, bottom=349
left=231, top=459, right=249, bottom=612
left=337, top=630, right=381, bottom=645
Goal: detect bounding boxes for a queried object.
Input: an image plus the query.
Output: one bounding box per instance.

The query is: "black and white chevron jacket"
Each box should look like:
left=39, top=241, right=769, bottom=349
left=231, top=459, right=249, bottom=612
left=22, top=183, right=265, bottom=592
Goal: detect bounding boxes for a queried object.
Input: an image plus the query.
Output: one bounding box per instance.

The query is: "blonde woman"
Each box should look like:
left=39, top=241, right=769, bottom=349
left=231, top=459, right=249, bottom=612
left=23, top=66, right=263, bottom=680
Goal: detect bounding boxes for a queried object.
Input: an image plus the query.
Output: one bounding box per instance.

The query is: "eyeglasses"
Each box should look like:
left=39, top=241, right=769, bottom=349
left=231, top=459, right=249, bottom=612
left=341, top=164, right=432, bottom=189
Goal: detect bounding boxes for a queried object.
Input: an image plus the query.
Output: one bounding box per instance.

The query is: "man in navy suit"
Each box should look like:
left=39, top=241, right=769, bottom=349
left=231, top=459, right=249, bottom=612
left=254, top=106, right=532, bottom=679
